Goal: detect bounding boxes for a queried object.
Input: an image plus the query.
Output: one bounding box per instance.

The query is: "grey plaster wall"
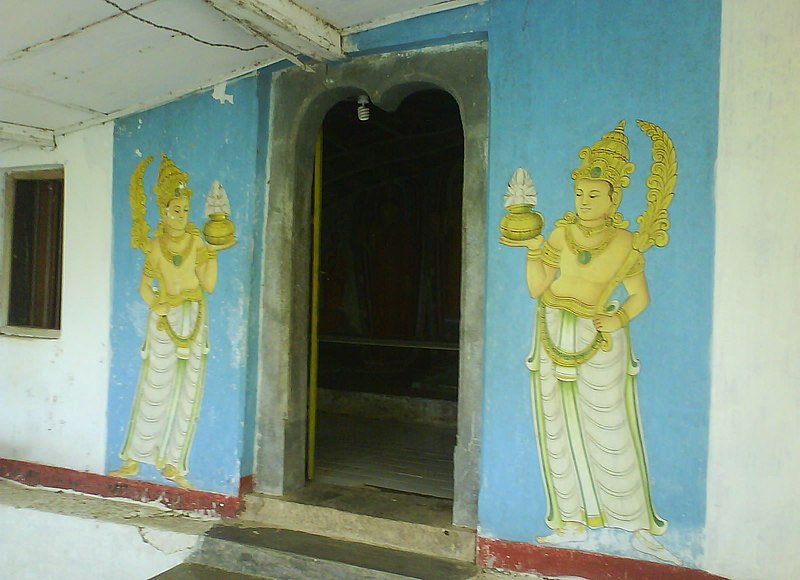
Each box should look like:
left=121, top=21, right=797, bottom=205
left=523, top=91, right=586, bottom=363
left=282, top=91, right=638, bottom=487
left=254, top=42, right=488, bottom=528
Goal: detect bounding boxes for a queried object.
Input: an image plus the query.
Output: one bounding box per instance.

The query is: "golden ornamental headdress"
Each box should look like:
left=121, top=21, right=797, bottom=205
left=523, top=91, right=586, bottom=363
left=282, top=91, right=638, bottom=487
left=129, top=154, right=199, bottom=252
left=571, top=120, right=636, bottom=212
left=153, top=154, right=193, bottom=211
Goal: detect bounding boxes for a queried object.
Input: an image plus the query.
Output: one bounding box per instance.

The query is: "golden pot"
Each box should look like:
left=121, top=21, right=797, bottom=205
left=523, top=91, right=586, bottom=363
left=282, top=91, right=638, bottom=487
left=203, top=212, right=236, bottom=246
left=499, top=204, right=543, bottom=241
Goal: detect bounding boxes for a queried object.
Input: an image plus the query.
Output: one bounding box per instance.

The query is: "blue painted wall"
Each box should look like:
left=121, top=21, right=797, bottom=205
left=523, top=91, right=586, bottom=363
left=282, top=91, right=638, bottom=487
left=107, top=77, right=260, bottom=495
left=480, top=0, right=719, bottom=565
left=104, top=0, right=720, bottom=566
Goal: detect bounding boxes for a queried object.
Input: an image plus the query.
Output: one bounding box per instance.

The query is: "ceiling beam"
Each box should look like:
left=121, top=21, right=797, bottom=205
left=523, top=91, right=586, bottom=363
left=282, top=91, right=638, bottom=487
left=341, top=0, right=487, bottom=35
left=208, top=0, right=344, bottom=62
left=57, top=56, right=283, bottom=136
left=0, top=122, right=56, bottom=149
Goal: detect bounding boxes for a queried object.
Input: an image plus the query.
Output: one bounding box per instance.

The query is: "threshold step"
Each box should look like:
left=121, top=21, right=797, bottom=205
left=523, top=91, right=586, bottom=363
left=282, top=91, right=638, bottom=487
left=189, top=523, right=478, bottom=580
left=243, top=483, right=475, bottom=562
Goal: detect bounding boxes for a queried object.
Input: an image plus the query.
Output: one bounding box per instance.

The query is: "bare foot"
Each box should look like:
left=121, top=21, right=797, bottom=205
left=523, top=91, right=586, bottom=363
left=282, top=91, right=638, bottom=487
left=161, top=464, right=195, bottom=490
left=632, top=530, right=682, bottom=565
left=109, top=460, right=139, bottom=477
left=536, top=523, right=588, bottom=545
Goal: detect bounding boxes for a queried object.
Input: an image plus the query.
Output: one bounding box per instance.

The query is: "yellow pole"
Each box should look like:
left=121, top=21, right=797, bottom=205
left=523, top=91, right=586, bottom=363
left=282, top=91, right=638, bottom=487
left=307, top=129, right=323, bottom=480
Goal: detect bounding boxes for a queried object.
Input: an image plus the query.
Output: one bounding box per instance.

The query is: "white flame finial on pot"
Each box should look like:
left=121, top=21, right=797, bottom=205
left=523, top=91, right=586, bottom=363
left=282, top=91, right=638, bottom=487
left=205, top=180, right=231, bottom=217
left=504, top=167, right=537, bottom=209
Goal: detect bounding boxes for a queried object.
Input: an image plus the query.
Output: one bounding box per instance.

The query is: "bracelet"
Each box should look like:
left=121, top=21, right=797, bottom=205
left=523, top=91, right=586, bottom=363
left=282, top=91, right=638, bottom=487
left=527, top=248, right=543, bottom=261
left=207, top=250, right=218, bottom=260
left=616, top=307, right=630, bottom=327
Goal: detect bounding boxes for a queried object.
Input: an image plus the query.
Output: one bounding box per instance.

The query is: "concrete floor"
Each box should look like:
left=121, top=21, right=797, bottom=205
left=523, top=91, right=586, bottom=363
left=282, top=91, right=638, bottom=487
left=315, top=412, right=456, bottom=499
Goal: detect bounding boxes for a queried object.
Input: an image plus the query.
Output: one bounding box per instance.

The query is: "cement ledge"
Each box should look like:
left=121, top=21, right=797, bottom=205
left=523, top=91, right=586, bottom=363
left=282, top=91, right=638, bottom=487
left=0, top=476, right=216, bottom=537
left=0, top=457, right=241, bottom=517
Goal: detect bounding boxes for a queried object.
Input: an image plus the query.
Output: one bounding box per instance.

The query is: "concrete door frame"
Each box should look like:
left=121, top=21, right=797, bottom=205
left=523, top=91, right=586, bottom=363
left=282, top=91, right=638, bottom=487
left=253, top=42, right=488, bottom=528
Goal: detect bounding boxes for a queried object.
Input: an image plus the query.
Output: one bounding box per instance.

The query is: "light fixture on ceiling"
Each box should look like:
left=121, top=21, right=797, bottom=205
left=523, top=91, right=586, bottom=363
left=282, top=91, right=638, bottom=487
left=357, top=95, right=370, bottom=122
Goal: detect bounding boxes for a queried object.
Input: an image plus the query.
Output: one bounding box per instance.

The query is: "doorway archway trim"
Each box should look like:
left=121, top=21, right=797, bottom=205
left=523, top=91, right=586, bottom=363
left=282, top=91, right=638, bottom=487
left=254, top=41, right=488, bottom=528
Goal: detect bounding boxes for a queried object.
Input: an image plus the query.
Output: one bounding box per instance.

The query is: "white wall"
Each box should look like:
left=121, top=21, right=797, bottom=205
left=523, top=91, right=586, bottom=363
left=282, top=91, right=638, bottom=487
left=0, top=506, right=195, bottom=579
left=0, top=124, right=114, bottom=473
left=705, top=1, right=800, bottom=578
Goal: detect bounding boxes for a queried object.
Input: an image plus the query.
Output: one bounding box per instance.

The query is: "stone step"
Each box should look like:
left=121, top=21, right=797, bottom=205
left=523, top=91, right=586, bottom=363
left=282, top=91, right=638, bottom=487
left=317, top=388, right=458, bottom=426
left=151, top=562, right=267, bottom=579
left=242, top=484, right=475, bottom=562
left=186, top=523, right=479, bottom=579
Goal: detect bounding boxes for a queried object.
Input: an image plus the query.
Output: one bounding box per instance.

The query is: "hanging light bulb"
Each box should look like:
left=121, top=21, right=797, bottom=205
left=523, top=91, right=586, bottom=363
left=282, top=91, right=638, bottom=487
left=357, top=94, right=370, bottom=121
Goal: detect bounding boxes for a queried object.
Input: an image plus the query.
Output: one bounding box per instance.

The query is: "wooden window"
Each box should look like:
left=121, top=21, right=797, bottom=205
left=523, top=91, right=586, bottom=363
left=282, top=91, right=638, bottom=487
left=1, top=170, right=64, bottom=336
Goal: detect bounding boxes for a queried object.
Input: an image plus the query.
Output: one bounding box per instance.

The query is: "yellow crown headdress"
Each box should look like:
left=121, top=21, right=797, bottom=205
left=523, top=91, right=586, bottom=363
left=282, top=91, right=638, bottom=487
left=571, top=120, right=636, bottom=212
left=153, top=154, right=193, bottom=211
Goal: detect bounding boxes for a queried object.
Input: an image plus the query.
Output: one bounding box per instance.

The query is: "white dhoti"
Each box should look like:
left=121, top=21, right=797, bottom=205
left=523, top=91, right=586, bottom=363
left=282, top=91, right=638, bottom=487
left=528, top=303, right=666, bottom=535
left=120, top=298, right=208, bottom=475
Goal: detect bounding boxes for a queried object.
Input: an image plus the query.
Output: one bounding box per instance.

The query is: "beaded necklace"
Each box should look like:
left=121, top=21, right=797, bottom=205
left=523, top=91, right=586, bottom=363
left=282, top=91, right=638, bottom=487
left=564, top=224, right=618, bottom=265
left=576, top=219, right=612, bottom=236
left=159, top=233, right=194, bottom=267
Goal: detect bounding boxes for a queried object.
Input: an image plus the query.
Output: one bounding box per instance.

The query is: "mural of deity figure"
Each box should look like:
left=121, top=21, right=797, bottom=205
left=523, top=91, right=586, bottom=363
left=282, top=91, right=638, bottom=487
left=109, top=155, right=235, bottom=489
left=500, top=121, right=680, bottom=565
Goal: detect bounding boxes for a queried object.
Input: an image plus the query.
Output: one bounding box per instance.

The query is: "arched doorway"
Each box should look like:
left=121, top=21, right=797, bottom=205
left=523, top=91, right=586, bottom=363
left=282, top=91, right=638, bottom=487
left=256, top=43, right=488, bottom=527
left=311, top=90, right=463, bottom=499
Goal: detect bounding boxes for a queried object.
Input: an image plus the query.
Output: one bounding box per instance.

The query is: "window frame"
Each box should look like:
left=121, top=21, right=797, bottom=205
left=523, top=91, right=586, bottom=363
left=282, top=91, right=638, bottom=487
left=0, top=167, right=65, bottom=339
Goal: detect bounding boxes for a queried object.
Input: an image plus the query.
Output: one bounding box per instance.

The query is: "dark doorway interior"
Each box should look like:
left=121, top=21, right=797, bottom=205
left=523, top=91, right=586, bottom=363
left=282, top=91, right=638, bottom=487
left=312, top=90, right=464, bottom=498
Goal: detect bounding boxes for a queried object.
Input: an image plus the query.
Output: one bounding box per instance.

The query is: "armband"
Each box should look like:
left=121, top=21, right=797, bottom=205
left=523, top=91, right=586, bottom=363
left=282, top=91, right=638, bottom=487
left=142, top=250, right=157, bottom=278
left=624, top=252, right=645, bottom=278
left=542, top=241, right=561, bottom=268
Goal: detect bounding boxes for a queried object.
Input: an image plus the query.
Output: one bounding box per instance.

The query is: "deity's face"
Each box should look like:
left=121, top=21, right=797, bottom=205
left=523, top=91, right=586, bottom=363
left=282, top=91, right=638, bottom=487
left=574, top=178, right=613, bottom=223
left=163, top=196, right=190, bottom=234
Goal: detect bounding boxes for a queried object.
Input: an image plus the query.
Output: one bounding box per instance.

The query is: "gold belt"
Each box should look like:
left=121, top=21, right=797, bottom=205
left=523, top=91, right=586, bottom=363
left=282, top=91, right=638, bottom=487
left=537, top=301, right=611, bottom=367
left=156, top=294, right=206, bottom=348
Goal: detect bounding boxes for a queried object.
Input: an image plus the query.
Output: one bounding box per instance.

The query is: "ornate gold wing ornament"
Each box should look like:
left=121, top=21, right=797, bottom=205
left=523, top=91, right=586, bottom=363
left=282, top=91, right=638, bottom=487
left=632, top=120, right=677, bottom=253
left=129, top=155, right=155, bottom=253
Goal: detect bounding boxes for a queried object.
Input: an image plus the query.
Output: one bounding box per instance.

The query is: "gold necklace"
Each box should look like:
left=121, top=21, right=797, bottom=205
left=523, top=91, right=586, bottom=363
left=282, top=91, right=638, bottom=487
left=159, top=233, right=193, bottom=267
left=576, top=220, right=610, bottom=236
left=564, top=225, right=617, bottom=265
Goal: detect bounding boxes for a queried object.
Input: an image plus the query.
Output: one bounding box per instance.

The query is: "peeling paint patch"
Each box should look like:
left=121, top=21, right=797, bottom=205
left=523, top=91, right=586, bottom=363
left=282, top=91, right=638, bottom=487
left=135, top=148, right=142, bottom=157
left=138, top=527, right=198, bottom=554
left=223, top=281, right=246, bottom=368
left=212, top=83, right=234, bottom=105
left=127, top=301, right=149, bottom=340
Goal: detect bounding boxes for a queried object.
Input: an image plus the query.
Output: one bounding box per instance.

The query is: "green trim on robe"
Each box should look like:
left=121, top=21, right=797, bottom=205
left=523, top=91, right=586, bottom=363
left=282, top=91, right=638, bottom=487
left=529, top=300, right=667, bottom=535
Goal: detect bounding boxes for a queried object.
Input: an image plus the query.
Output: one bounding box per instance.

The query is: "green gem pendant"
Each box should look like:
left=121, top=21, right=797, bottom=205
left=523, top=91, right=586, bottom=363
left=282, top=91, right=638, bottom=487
left=172, top=255, right=182, bottom=267
left=578, top=250, right=592, bottom=264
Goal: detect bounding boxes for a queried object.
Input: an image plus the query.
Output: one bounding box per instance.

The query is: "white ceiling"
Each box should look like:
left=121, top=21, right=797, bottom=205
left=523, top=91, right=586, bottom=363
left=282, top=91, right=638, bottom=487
left=0, top=0, right=482, bottom=151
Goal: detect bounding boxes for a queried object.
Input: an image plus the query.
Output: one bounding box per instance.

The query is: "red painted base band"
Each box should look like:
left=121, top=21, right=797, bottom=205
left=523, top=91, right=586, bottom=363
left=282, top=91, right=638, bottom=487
left=0, top=457, right=242, bottom=518
left=477, top=536, right=727, bottom=580
left=239, top=473, right=255, bottom=497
